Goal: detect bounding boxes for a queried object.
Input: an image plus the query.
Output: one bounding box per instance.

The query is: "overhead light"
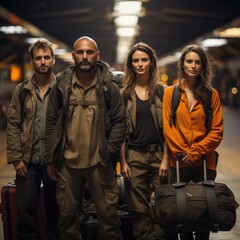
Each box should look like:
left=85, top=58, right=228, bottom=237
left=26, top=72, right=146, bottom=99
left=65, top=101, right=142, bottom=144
left=25, top=38, right=59, bottom=50
left=0, top=25, right=27, bottom=34
left=53, top=48, right=68, bottom=55
left=231, top=87, right=238, bottom=95
left=201, top=38, right=227, bottom=48
left=25, top=37, right=49, bottom=44
left=114, top=16, right=139, bottom=27
left=116, top=37, right=134, bottom=64
left=160, top=74, right=168, bottom=82
left=218, top=27, right=240, bottom=38
left=114, top=1, right=142, bottom=16
left=116, top=27, right=137, bottom=37
left=158, top=55, right=179, bottom=66
left=57, top=52, right=73, bottom=63
left=113, top=1, right=142, bottom=64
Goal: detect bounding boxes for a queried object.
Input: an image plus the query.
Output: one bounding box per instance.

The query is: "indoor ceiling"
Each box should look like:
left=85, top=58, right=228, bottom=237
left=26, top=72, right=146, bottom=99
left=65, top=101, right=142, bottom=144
left=0, top=0, right=240, bottom=69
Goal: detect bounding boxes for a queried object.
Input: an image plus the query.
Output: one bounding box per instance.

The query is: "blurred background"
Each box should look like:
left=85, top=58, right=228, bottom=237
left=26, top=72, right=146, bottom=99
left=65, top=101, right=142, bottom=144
left=0, top=1, right=240, bottom=239
left=0, top=0, right=240, bottom=115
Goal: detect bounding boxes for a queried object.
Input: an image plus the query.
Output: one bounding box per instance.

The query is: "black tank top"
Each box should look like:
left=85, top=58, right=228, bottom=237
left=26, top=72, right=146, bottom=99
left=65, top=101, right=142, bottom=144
left=129, top=93, right=159, bottom=147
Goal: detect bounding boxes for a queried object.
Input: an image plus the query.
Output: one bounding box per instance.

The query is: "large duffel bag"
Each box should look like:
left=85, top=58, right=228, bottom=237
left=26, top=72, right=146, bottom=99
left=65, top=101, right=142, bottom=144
left=155, top=181, right=239, bottom=232
left=154, top=157, right=239, bottom=233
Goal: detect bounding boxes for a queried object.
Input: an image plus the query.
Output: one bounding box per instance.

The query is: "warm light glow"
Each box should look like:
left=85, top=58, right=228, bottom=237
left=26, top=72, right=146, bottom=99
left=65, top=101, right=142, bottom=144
left=158, top=55, right=179, bottom=66
left=232, top=87, right=238, bottom=95
left=201, top=38, right=227, bottom=47
left=161, top=74, right=168, bottom=82
left=25, top=37, right=48, bottom=44
left=53, top=49, right=68, bottom=55
left=113, top=1, right=142, bottom=64
left=116, top=27, right=137, bottom=37
left=114, top=1, right=142, bottom=15
left=116, top=37, right=134, bottom=64
left=114, top=16, right=139, bottom=27
left=0, top=25, right=27, bottom=34
left=10, top=64, right=22, bottom=82
left=219, top=27, right=240, bottom=38
left=57, top=52, right=74, bottom=63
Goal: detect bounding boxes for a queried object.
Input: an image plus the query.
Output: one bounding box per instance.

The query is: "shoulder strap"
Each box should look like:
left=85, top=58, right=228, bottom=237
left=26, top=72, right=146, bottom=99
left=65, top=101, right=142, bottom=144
left=103, top=81, right=112, bottom=113
left=170, top=85, right=213, bottom=132
left=170, top=85, right=182, bottom=126
left=203, top=89, right=213, bottom=133
left=156, top=84, right=166, bottom=102
left=19, top=80, right=29, bottom=120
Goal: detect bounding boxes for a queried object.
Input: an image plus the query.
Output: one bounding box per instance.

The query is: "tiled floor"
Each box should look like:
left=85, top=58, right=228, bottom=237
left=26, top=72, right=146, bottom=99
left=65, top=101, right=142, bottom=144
left=0, top=106, right=239, bottom=239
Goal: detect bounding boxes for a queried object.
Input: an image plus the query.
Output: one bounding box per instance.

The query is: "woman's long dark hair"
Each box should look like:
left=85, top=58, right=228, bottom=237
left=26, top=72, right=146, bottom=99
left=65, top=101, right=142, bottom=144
left=178, top=44, right=213, bottom=101
left=122, top=42, right=159, bottom=103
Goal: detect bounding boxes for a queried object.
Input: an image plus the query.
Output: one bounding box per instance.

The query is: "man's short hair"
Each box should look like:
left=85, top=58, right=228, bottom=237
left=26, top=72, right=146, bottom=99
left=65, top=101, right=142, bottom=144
left=28, top=39, right=54, bottom=59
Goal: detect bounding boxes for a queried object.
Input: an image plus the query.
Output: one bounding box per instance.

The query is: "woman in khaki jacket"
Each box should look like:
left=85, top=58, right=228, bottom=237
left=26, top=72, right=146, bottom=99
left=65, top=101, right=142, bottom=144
left=120, top=42, right=169, bottom=240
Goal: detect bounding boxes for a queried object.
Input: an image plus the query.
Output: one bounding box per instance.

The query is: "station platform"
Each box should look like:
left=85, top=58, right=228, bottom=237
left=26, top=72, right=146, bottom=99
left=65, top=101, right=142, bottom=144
left=0, top=106, right=239, bottom=239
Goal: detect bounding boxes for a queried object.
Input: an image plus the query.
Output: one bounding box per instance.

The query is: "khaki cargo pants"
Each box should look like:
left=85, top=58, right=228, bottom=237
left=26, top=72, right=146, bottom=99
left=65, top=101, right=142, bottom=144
left=125, top=149, right=167, bottom=240
left=56, top=162, right=122, bottom=240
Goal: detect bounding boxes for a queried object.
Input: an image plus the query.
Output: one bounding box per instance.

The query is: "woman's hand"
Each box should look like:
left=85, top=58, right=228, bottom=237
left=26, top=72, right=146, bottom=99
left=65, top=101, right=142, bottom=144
left=181, top=154, right=194, bottom=166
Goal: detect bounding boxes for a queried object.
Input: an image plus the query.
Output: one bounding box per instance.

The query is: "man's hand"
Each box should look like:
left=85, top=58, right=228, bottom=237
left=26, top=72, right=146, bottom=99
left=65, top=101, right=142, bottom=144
left=121, top=161, right=132, bottom=181
left=15, top=161, right=29, bottom=178
left=47, top=164, right=59, bottom=181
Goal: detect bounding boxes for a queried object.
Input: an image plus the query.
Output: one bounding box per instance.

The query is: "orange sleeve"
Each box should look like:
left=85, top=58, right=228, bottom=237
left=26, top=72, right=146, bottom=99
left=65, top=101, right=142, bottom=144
left=188, top=89, right=223, bottom=159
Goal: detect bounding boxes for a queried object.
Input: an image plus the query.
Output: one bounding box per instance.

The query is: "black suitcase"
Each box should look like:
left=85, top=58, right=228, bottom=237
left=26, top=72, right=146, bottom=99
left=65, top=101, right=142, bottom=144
left=154, top=155, right=239, bottom=233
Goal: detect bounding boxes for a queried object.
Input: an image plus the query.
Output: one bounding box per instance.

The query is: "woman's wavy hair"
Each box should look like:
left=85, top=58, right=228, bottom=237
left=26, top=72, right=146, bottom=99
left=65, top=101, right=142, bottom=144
left=122, top=42, right=159, bottom=103
left=178, top=44, right=213, bottom=100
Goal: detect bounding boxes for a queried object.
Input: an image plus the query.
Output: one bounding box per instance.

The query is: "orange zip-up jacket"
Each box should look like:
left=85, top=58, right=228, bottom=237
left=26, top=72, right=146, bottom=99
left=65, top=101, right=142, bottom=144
left=163, top=82, right=224, bottom=171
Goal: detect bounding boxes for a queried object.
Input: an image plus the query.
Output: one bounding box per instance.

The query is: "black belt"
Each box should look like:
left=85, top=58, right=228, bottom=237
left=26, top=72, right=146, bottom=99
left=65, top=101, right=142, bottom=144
left=128, top=144, right=161, bottom=153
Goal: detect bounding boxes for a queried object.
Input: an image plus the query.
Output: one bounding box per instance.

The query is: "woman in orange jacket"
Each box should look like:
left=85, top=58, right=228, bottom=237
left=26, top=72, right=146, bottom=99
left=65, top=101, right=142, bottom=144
left=163, top=44, right=224, bottom=240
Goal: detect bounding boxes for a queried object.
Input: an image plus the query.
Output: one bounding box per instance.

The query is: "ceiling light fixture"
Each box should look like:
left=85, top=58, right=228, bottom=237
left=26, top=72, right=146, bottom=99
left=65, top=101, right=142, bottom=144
left=114, top=1, right=142, bottom=16
left=113, top=0, right=143, bottom=64
left=114, top=15, right=139, bottom=27
left=0, top=25, right=27, bottom=34
left=116, top=27, right=137, bottom=37
left=218, top=27, right=240, bottom=38
left=201, top=38, right=227, bottom=48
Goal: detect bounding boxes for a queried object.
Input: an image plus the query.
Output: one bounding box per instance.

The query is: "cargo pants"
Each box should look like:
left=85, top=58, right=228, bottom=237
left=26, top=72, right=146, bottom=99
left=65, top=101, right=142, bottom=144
left=56, top=162, right=122, bottom=240
left=125, top=149, right=167, bottom=240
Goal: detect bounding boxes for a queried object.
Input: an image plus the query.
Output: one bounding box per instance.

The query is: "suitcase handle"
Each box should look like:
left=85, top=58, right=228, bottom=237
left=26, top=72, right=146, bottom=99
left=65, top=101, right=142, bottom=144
left=175, top=152, right=185, bottom=183
left=175, top=153, right=208, bottom=182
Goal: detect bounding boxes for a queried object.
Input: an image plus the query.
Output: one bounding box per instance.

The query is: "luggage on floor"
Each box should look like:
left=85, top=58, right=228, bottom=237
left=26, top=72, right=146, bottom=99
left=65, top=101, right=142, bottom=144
left=80, top=174, right=135, bottom=240
left=1, top=181, right=47, bottom=240
left=118, top=204, right=135, bottom=240
left=154, top=156, right=239, bottom=233
left=80, top=205, right=135, bottom=240
left=80, top=203, right=99, bottom=240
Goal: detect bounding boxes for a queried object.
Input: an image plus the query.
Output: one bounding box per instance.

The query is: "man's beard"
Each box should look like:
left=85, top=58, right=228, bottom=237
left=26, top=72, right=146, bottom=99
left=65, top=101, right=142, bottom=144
left=34, top=66, right=52, bottom=75
left=77, top=61, right=96, bottom=72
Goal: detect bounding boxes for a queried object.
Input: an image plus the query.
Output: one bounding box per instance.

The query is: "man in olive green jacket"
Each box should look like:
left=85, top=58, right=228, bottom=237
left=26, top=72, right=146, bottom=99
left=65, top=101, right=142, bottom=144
left=45, top=36, right=126, bottom=240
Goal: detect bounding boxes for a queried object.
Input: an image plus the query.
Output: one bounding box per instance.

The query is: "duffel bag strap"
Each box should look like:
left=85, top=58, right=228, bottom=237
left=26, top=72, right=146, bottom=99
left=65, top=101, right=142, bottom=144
left=203, top=180, right=219, bottom=232
left=174, top=183, right=187, bottom=232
